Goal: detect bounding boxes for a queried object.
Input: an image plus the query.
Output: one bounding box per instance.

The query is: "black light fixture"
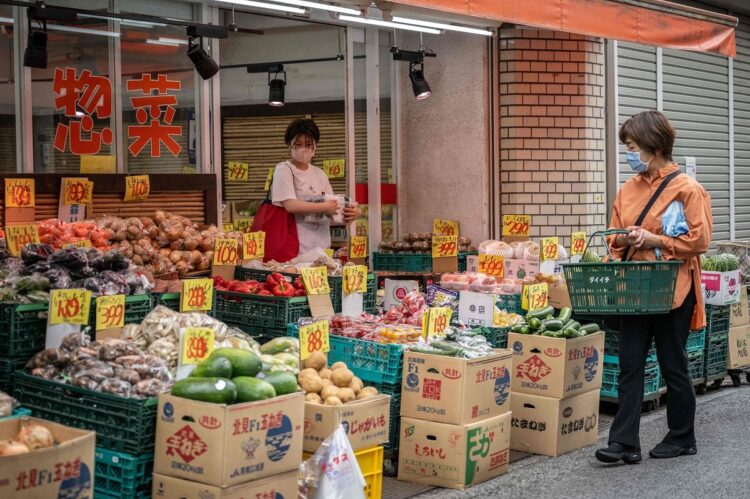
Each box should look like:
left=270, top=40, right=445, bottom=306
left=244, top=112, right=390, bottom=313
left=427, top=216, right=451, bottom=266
left=268, top=65, right=286, bottom=107
left=391, top=45, right=436, bottom=100
left=23, top=5, right=75, bottom=69
left=186, top=25, right=227, bottom=80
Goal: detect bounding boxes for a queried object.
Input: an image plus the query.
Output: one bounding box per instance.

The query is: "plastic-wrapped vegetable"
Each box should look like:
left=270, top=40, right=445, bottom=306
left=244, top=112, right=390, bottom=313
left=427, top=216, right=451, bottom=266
left=100, top=378, right=132, bottom=397
left=46, top=267, right=72, bottom=289
left=60, top=331, right=91, bottom=353
left=21, top=244, right=54, bottom=265
left=18, top=262, right=50, bottom=276
left=98, top=339, right=141, bottom=361
left=48, top=248, right=88, bottom=270
left=89, top=251, right=130, bottom=272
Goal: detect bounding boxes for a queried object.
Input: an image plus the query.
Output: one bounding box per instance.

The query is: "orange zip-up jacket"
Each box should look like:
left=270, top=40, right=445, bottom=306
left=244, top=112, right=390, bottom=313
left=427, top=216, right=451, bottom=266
left=609, top=164, right=713, bottom=330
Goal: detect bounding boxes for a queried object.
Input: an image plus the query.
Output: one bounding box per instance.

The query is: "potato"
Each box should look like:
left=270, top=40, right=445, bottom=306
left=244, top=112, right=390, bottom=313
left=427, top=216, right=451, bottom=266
left=331, top=362, right=348, bottom=371
left=299, top=368, right=318, bottom=379
left=338, top=387, right=356, bottom=403
left=324, top=396, right=343, bottom=406
left=299, top=372, right=324, bottom=394
left=321, top=378, right=333, bottom=388
left=319, top=368, right=333, bottom=380
left=304, top=351, right=326, bottom=371
left=305, top=393, right=322, bottom=404
left=321, top=385, right=340, bottom=400
left=356, top=386, right=379, bottom=400
left=349, top=377, right=364, bottom=394
left=331, top=368, right=354, bottom=388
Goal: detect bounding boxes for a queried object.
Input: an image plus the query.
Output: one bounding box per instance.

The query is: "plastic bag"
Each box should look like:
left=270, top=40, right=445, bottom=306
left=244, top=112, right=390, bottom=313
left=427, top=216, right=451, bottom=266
left=300, top=424, right=366, bottom=499
left=657, top=200, right=689, bottom=259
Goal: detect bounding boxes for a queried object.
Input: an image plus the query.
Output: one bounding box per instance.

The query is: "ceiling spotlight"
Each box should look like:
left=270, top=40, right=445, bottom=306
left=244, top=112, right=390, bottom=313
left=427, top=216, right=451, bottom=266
left=187, top=36, right=219, bottom=79
left=24, top=28, right=48, bottom=68
left=268, top=66, right=286, bottom=107
left=409, top=63, right=431, bottom=100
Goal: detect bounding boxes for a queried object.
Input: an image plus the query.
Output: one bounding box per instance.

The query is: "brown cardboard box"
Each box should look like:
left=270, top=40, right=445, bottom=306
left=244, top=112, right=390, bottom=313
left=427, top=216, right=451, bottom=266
left=398, top=412, right=511, bottom=490
left=510, top=390, right=600, bottom=457
left=730, top=286, right=749, bottom=327
left=401, top=349, right=512, bottom=425
left=303, top=394, right=391, bottom=453
left=508, top=332, right=604, bottom=399
left=152, top=470, right=299, bottom=499
left=728, top=324, right=750, bottom=369
left=154, top=392, right=304, bottom=487
left=0, top=417, right=95, bottom=499
left=548, top=282, right=572, bottom=309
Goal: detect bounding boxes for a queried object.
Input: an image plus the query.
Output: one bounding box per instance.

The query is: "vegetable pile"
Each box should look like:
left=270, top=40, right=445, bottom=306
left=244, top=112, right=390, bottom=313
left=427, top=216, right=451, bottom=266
left=298, top=352, right=379, bottom=406
left=212, top=273, right=306, bottom=297
left=510, top=306, right=600, bottom=338
left=408, top=329, right=496, bottom=358
left=0, top=420, right=56, bottom=457
left=701, top=254, right=740, bottom=272
left=379, top=233, right=476, bottom=254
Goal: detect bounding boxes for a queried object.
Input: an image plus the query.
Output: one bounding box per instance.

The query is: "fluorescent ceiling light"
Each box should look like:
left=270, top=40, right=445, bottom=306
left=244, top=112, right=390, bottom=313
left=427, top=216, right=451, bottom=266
left=77, top=13, right=167, bottom=27
left=337, top=15, right=441, bottom=34
left=47, top=24, right=120, bottom=38
left=270, top=0, right=360, bottom=16
left=146, top=37, right=188, bottom=47
left=0, top=16, right=13, bottom=24
left=392, top=16, right=493, bottom=36
left=216, top=0, right=306, bottom=15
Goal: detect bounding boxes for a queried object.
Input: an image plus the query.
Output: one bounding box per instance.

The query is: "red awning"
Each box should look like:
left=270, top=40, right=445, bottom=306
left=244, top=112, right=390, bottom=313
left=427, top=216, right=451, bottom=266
left=389, top=0, right=737, bottom=57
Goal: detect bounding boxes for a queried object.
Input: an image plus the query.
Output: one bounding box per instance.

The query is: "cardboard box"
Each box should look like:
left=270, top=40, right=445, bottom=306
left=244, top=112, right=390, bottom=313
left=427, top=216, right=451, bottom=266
left=398, top=412, right=511, bottom=490
left=154, top=392, right=304, bottom=487
left=0, top=417, right=95, bottom=499
left=152, top=470, right=299, bottom=499
left=303, top=394, right=391, bottom=453
left=701, top=270, right=741, bottom=306
left=508, top=331, right=604, bottom=399
left=730, top=286, right=749, bottom=327
left=510, top=390, right=600, bottom=457
left=401, top=349, right=512, bottom=425
left=466, top=254, right=478, bottom=274
left=548, top=282, right=572, bottom=309
left=728, top=324, right=750, bottom=369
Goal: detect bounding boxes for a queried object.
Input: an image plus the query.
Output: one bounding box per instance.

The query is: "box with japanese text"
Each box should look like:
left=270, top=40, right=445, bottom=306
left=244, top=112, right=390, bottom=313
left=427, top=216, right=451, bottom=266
left=508, top=332, right=604, bottom=399
left=303, top=394, right=390, bottom=453
left=701, top=270, right=741, bottom=306
left=0, top=417, right=95, bottom=499
left=728, top=324, right=750, bottom=369
left=154, top=392, right=304, bottom=487
left=152, top=470, right=299, bottom=499
left=510, top=389, right=599, bottom=456
left=458, top=291, right=496, bottom=327
left=730, top=286, right=749, bottom=327
left=401, top=349, right=512, bottom=425
left=398, top=412, right=511, bottom=490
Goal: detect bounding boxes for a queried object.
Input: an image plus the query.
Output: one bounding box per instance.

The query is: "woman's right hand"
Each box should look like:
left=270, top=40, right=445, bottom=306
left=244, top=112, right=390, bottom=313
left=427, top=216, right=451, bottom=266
left=320, top=200, right=340, bottom=216
left=624, top=226, right=645, bottom=247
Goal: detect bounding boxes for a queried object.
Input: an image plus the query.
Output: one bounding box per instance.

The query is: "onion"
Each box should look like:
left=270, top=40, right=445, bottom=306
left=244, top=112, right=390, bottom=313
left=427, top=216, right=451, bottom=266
left=16, top=424, right=55, bottom=450
left=199, top=238, right=213, bottom=252
left=190, top=250, right=202, bottom=265
left=175, top=261, right=190, bottom=274
left=197, top=257, right=210, bottom=271
left=169, top=251, right=183, bottom=264
left=154, top=210, right=167, bottom=224
left=0, top=440, right=30, bottom=456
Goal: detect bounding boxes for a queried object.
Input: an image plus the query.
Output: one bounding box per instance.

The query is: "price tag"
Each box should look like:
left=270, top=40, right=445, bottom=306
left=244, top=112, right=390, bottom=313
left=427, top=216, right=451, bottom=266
left=299, top=320, right=330, bottom=361
left=62, top=178, right=93, bottom=206
left=180, top=327, right=215, bottom=365
left=4, top=178, right=35, bottom=208
left=50, top=289, right=92, bottom=325
left=63, top=240, right=93, bottom=249
left=226, top=161, right=250, bottom=182
left=234, top=218, right=253, bottom=232
left=213, top=239, right=239, bottom=266
left=343, top=265, right=367, bottom=294
left=181, top=279, right=214, bottom=312
left=301, top=267, right=330, bottom=295
left=478, top=254, right=505, bottom=278
left=432, top=219, right=459, bottom=236
left=502, top=214, right=531, bottom=237
left=541, top=237, right=559, bottom=261
left=242, top=232, right=265, bottom=261
left=522, top=283, right=549, bottom=311
left=222, top=223, right=235, bottom=232
left=422, top=307, right=453, bottom=338
left=264, top=168, right=275, bottom=191
left=5, top=224, right=40, bottom=257
left=432, top=235, right=458, bottom=258
left=124, top=175, right=150, bottom=201
left=323, top=159, right=345, bottom=179
left=96, top=295, right=125, bottom=331
left=349, top=236, right=368, bottom=259
left=571, top=231, right=587, bottom=257
left=80, top=154, right=116, bottom=174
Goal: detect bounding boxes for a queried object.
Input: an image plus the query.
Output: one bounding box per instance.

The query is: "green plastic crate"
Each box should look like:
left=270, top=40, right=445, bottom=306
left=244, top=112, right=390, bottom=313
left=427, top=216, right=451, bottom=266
left=458, top=252, right=477, bottom=272
left=0, top=407, right=32, bottom=421
left=659, top=351, right=705, bottom=388
left=471, top=326, right=510, bottom=348
left=89, top=294, right=152, bottom=332
left=705, top=334, right=728, bottom=377
left=372, top=252, right=475, bottom=273
left=706, top=305, right=730, bottom=339
left=0, top=303, right=48, bottom=357
left=152, top=292, right=181, bottom=312
left=0, top=357, right=29, bottom=394
left=603, top=331, right=657, bottom=363
left=329, top=274, right=377, bottom=313
left=687, top=328, right=706, bottom=353
left=601, top=362, right=660, bottom=399
left=94, top=447, right=153, bottom=499
left=228, top=324, right=288, bottom=340
left=13, top=372, right=158, bottom=454
left=496, top=294, right=523, bottom=315
left=371, top=381, right=401, bottom=454
left=215, top=291, right=310, bottom=330
left=234, top=267, right=297, bottom=283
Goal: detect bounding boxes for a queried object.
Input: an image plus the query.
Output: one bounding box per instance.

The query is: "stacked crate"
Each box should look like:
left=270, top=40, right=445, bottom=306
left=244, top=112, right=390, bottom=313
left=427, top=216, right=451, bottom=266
left=705, top=305, right=731, bottom=382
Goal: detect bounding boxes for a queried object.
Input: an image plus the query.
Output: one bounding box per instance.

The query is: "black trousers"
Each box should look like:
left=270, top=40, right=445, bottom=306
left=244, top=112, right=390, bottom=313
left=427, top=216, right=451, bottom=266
left=608, top=287, right=697, bottom=450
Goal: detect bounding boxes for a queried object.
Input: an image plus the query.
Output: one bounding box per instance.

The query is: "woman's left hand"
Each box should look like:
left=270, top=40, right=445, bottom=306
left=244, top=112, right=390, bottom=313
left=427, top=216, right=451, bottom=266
left=626, top=226, right=662, bottom=249
left=344, top=205, right=361, bottom=223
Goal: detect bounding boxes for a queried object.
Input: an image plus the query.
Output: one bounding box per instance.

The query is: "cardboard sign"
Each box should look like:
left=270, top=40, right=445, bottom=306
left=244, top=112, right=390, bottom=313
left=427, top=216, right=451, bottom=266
left=152, top=471, right=299, bottom=499
left=4, top=224, right=40, bottom=257
left=349, top=236, right=368, bottom=259
left=303, top=395, right=390, bottom=453
left=502, top=214, right=531, bottom=237
left=479, top=254, right=505, bottom=278
left=180, top=327, right=215, bottom=366
left=4, top=178, right=34, bottom=208
left=299, top=320, right=329, bottom=361
left=730, top=286, right=749, bottom=327
left=264, top=167, right=274, bottom=191
left=242, top=232, right=265, bottom=261
left=62, top=177, right=93, bottom=205
left=212, top=238, right=239, bottom=266
left=180, top=279, right=213, bottom=312
left=541, top=237, right=559, bottom=261
left=322, top=159, right=345, bottom=178
left=342, top=265, right=367, bottom=295
left=728, top=324, right=750, bottom=369
left=422, top=307, right=453, bottom=338
left=63, top=240, right=93, bottom=249
left=124, top=175, right=150, bottom=201
left=522, top=283, right=549, bottom=311
left=233, top=218, right=253, bottom=232
left=432, top=235, right=458, bottom=258
left=80, top=154, right=115, bottom=173
left=458, top=291, right=496, bottom=327
left=301, top=267, right=330, bottom=295
left=226, top=161, right=249, bottom=182
left=432, top=219, right=459, bottom=236
left=221, top=223, right=234, bottom=232
left=96, top=294, right=125, bottom=331
left=49, top=289, right=92, bottom=325
left=570, top=231, right=586, bottom=257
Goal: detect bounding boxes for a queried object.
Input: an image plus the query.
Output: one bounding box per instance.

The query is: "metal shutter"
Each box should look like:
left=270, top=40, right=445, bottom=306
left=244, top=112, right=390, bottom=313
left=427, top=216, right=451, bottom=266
left=734, top=16, right=750, bottom=240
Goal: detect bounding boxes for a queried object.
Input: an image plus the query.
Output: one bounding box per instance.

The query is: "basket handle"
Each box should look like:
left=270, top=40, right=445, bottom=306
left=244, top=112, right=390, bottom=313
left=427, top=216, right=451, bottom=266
left=583, top=229, right=629, bottom=261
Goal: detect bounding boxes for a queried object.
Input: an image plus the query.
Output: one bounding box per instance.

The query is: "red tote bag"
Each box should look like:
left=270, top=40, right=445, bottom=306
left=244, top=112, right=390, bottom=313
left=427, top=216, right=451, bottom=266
left=250, top=183, right=299, bottom=263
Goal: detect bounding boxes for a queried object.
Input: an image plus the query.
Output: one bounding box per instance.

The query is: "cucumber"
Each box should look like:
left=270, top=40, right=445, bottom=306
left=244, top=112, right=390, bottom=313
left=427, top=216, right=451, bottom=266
left=557, top=307, right=572, bottom=323
left=543, top=319, right=564, bottom=332
left=563, top=327, right=585, bottom=339
left=527, top=306, right=555, bottom=320
left=580, top=324, right=600, bottom=335
left=511, top=325, right=525, bottom=333
left=209, top=348, right=262, bottom=377
left=565, top=321, right=580, bottom=332
left=255, top=371, right=299, bottom=395
left=190, top=356, right=233, bottom=378
left=233, top=376, right=276, bottom=402
left=528, top=318, right=542, bottom=331
left=260, top=337, right=298, bottom=355
left=172, top=377, right=237, bottom=404
left=519, top=326, right=530, bottom=335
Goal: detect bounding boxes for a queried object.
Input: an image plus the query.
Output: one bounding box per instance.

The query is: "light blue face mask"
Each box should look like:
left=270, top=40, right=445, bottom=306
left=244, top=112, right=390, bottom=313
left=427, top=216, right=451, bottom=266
left=625, top=151, right=650, bottom=173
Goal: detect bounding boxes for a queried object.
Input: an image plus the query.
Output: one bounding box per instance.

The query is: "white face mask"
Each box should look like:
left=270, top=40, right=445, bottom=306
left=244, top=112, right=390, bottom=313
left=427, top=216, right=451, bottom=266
left=291, top=142, right=315, bottom=164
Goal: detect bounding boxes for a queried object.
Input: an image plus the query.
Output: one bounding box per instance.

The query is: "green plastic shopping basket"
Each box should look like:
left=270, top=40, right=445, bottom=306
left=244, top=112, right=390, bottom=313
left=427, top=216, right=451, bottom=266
left=562, top=229, right=682, bottom=315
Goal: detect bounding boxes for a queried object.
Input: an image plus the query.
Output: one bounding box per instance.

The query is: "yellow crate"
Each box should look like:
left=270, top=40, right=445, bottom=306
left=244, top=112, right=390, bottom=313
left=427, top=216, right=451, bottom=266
left=303, top=445, right=383, bottom=499
left=364, top=470, right=383, bottom=499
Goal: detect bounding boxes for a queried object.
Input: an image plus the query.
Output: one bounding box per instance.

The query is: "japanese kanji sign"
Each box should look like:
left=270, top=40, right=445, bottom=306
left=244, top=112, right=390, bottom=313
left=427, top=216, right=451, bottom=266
left=126, top=73, right=182, bottom=158
left=50, top=289, right=92, bottom=326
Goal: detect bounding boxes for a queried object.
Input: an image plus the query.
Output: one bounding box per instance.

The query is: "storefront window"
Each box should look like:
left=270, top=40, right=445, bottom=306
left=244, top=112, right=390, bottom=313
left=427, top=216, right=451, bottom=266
left=0, top=7, right=15, bottom=172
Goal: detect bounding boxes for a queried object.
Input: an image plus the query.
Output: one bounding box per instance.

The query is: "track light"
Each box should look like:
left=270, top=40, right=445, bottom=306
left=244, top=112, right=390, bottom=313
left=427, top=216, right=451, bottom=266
left=187, top=36, right=219, bottom=79
left=268, top=66, right=286, bottom=107
left=409, top=63, right=431, bottom=100
left=24, top=28, right=48, bottom=68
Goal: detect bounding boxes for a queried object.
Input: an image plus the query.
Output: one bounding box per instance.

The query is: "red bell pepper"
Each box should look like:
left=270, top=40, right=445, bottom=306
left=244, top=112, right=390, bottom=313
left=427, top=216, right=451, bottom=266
left=257, top=289, right=273, bottom=296
left=293, top=276, right=305, bottom=290
left=295, top=289, right=306, bottom=296
left=273, top=279, right=295, bottom=297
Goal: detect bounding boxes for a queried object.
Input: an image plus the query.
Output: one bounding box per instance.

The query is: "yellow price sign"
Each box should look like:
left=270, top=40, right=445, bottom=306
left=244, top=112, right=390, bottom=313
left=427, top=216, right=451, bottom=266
left=571, top=231, right=587, bottom=257
left=541, top=237, right=559, bottom=261
left=4, top=178, right=35, bottom=208
left=349, top=236, right=368, bottom=259
left=522, top=283, right=549, bottom=312
left=432, top=235, right=458, bottom=258
left=62, top=178, right=93, bottom=206
left=5, top=224, right=40, bottom=257
left=80, top=154, right=116, bottom=174
left=49, top=289, right=92, bottom=326
left=222, top=223, right=235, bottom=232
left=242, top=232, right=266, bottom=261
left=301, top=267, right=330, bottom=295
left=96, top=294, right=125, bottom=331
left=324, top=249, right=334, bottom=258
left=234, top=218, right=253, bottom=232
left=63, top=240, right=93, bottom=249
left=299, top=320, right=330, bottom=361
left=124, top=175, right=150, bottom=202
left=478, top=254, right=505, bottom=278
left=422, top=307, right=453, bottom=338
left=432, top=219, right=459, bottom=237
left=181, top=327, right=215, bottom=366
left=213, top=238, right=240, bottom=266
left=323, top=159, right=345, bottom=179
left=343, top=265, right=368, bottom=294
left=502, top=214, right=531, bottom=237
left=264, top=168, right=275, bottom=191
left=181, top=279, right=214, bottom=312
left=226, top=161, right=250, bottom=182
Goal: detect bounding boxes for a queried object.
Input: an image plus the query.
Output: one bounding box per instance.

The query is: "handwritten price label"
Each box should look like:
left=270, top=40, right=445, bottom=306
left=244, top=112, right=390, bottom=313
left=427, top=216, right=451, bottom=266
left=571, top=231, right=587, bottom=257
left=432, top=219, right=459, bottom=236
left=301, top=267, right=330, bottom=295
left=325, top=249, right=334, bottom=259
left=181, top=327, right=215, bottom=365
left=350, top=236, right=368, bottom=259
left=479, top=254, right=505, bottom=278
left=226, top=161, right=250, bottom=182
left=4, top=178, right=35, bottom=208
left=432, top=235, right=458, bottom=258
left=323, top=159, right=345, bottom=179
left=522, top=283, right=549, bottom=312
left=242, top=232, right=265, bottom=260
left=5, top=224, right=40, bottom=257
left=124, top=175, right=150, bottom=201
left=234, top=218, right=253, bottom=232
left=502, top=215, right=531, bottom=237
left=96, top=295, right=125, bottom=331
left=50, top=289, right=92, bottom=326
left=63, top=240, right=93, bottom=249
left=62, top=178, right=93, bottom=205
left=222, top=223, right=235, bottom=232
left=264, top=168, right=275, bottom=191
left=422, top=307, right=453, bottom=338
left=181, top=279, right=214, bottom=312
left=541, top=237, right=559, bottom=261
left=213, top=239, right=239, bottom=266
left=299, top=320, right=330, bottom=361
left=343, top=265, right=367, bottom=294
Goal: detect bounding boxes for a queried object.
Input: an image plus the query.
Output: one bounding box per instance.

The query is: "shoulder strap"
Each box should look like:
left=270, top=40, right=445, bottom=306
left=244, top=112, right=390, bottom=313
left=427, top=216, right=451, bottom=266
left=264, top=162, right=295, bottom=201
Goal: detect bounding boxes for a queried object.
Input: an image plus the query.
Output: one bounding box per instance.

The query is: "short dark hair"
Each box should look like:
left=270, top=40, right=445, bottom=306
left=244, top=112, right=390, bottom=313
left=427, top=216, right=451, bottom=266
left=284, top=118, right=320, bottom=146
left=619, top=110, right=676, bottom=161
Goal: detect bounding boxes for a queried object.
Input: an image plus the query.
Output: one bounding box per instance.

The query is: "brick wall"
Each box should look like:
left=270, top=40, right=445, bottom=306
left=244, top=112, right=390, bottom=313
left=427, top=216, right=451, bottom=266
left=499, top=28, right=607, bottom=248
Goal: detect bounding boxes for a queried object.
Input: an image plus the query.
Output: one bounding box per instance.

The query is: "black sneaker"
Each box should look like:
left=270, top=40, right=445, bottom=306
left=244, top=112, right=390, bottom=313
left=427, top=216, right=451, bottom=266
left=595, top=442, right=642, bottom=464
left=648, top=442, right=697, bottom=459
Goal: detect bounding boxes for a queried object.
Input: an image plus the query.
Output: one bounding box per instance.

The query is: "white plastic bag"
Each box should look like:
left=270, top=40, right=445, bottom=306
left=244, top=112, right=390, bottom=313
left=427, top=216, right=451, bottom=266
left=300, top=425, right=366, bottom=499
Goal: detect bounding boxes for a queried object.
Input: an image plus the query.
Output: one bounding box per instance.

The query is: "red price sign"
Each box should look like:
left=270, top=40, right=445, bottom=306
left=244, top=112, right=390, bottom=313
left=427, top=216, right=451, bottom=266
left=242, top=232, right=265, bottom=260
left=213, top=238, right=239, bottom=266
left=432, top=219, right=459, bottom=237
left=541, top=237, right=559, bottom=261
left=96, top=295, right=125, bottom=330
left=571, top=231, right=586, bottom=257
left=432, top=235, right=458, bottom=258
left=4, top=178, right=35, bottom=208
left=181, top=279, right=214, bottom=312
left=226, top=161, right=250, bottom=182
left=62, top=178, right=93, bottom=205
left=299, top=320, right=330, bottom=361
left=5, top=224, right=41, bottom=257
left=124, top=175, right=150, bottom=201
left=502, top=214, right=531, bottom=237
left=479, top=254, right=505, bottom=278
left=50, top=289, right=92, bottom=325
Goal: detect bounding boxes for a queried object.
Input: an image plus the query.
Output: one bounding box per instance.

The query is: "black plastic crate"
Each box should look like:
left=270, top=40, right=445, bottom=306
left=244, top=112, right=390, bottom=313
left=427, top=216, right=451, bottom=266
left=706, top=305, right=731, bottom=339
